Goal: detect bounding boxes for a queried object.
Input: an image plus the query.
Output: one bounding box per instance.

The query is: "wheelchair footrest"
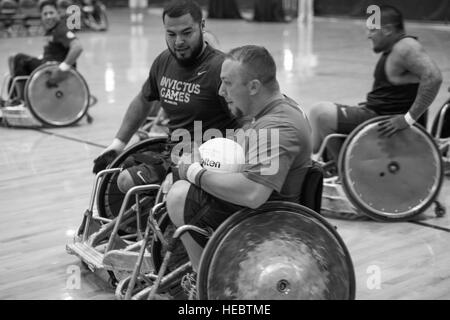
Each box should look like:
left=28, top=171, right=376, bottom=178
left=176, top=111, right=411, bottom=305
left=323, top=182, right=346, bottom=198
left=321, top=182, right=367, bottom=220
left=1, top=104, right=41, bottom=127
left=103, top=250, right=153, bottom=273
left=66, top=242, right=105, bottom=271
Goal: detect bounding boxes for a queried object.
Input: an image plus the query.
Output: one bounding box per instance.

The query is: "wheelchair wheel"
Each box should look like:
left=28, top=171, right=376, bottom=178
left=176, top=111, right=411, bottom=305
left=197, top=201, right=355, bottom=300
left=24, top=62, right=90, bottom=127
left=338, top=116, right=443, bottom=221
left=96, top=137, right=171, bottom=220
left=430, top=100, right=450, bottom=139
left=150, top=210, right=191, bottom=300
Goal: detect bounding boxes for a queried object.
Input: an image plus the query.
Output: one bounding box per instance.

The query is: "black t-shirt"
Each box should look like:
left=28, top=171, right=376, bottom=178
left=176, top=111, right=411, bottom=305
left=140, top=45, right=238, bottom=137
left=43, top=19, right=77, bottom=63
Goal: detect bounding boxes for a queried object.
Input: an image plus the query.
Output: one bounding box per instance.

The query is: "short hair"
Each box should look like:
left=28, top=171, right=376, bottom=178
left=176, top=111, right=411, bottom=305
left=226, top=45, right=278, bottom=90
left=380, top=5, right=404, bottom=32
left=57, top=0, right=72, bottom=10
left=162, top=0, right=203, bottom=23
left=39, top=0, right=57, bottom=12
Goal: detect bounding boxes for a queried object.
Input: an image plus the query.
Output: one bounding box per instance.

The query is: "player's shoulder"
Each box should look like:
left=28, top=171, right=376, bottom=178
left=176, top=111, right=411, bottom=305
left=279, top=96, right=307, bottom=120
left=203, top=45, right=226, bottom=65
left=53, top=19, right=76, bottom=39
left=53, top=19, right=69, bottom=33
left=150, top=49, right=173, bottom=71
left=393, top=36, right=424, bottom=57
left=258, top=97, right=307, bottom=128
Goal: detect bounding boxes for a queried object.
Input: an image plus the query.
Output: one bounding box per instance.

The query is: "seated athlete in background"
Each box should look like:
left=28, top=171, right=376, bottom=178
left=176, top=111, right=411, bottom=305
left=6, top=0, right=83, bottom=102
left=166, top=45, right=312, bottom=296
left=309, top=5, right=442, bottom=162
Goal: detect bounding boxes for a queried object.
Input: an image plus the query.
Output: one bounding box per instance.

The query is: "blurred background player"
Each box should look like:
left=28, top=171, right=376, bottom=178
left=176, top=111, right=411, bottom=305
left=5, top=0, right=83, bottom=103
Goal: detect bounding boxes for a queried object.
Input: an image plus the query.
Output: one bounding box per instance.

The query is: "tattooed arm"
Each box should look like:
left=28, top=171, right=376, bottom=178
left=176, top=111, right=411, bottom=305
left=378, top=39, right=442, bottom=137
left=396, top=39, right=443, bottom=120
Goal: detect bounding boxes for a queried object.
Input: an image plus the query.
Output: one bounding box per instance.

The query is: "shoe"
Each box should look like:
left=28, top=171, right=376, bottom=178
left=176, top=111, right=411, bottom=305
left=180, top=271, right=197, bottom=300
left=6, top=98, right=23, bottom=107
left=320, top=160, right=338, bottom=179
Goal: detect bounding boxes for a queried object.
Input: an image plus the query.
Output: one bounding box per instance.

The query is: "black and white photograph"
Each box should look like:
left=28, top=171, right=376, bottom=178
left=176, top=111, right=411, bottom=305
left=0, top=0, right=449, bottom=304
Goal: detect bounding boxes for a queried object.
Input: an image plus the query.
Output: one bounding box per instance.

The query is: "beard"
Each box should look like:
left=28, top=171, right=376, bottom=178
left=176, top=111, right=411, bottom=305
left=231, top=107, right=244, bottom=119
left=372, top=37, right=392, bottom=54
left=372, top=46, right=382, bottom=53
left=168, top=32, right=204, bottom=67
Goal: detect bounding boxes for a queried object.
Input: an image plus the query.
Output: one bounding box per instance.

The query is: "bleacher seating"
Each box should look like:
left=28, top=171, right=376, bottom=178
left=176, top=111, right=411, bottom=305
left=0, top=0, right=42, bottom=37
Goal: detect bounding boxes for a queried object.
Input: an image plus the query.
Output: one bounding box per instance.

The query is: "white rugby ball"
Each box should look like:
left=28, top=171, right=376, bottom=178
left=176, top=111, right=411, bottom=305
left=199, top=138, right=245, bottom=173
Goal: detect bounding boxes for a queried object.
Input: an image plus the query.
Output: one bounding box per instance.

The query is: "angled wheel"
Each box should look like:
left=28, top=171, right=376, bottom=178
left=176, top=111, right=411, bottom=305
left=96, top=137, right=171, bottom=221
left=197, top=201, right=355, bottom=300
left=338, top=116, right=443, bottom=221
left=24, top=62, right=90, bottom=127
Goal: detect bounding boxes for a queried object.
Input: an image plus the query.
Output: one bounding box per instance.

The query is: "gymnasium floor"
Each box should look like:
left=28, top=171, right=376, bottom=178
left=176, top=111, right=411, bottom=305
left=0, top=8, right=449, bottom=300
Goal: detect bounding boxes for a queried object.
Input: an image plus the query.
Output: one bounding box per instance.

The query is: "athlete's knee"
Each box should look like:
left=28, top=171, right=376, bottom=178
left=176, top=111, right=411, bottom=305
left=310, top=102, right=339, bottom=153
left=166, top=180, right=191, bottom=227
left=309, top=101, right=337, bottom=127
left=117, top=170, right=135, bottom=194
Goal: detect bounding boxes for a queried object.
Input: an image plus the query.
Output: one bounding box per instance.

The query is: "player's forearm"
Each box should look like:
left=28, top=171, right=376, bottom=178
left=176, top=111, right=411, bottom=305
left=409, top=69, right=442, bottom=120
left=115, top=94, right=151, bottom=144
left=64, top=42, right=83, bottom=66
left=200, top=172, right=271, bottom=209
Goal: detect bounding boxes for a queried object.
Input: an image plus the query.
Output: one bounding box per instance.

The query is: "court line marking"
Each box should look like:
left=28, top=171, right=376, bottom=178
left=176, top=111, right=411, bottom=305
left=410, top=221, right=450, bottom=233
left=32, top=128, right=107, bottom=149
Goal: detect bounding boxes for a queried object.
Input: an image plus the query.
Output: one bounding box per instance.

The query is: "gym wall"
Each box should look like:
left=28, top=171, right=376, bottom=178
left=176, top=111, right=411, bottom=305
left=104, top=0, right=449, bottom=22
left=314, top=0, right=449, bottom=22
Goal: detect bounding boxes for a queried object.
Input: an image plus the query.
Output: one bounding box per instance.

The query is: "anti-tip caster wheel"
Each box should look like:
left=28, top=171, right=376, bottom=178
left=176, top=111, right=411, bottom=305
left=434, top=201, right=446, bottom=217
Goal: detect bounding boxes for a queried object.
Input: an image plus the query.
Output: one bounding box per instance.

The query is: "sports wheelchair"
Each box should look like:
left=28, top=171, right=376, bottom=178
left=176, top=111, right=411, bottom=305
left=66, top=137, right=356, bottom=300
left=318, top=101, right=449, bottom=221
left=1, top=61, right=94, bottom=127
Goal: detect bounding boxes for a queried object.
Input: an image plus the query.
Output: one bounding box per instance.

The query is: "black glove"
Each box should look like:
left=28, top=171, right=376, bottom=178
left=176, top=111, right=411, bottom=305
left=92, top=149, right=118, bottom=174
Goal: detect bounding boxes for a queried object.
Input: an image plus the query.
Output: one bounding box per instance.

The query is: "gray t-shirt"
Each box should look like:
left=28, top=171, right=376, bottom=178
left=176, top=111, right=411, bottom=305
left=241, top=96, right=312, bottom=203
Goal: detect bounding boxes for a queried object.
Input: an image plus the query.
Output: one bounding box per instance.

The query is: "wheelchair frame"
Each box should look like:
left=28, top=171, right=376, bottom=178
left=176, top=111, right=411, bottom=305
left=66, top=167, right=164, bottom=286
left=67, top=137, right=172, bottom=286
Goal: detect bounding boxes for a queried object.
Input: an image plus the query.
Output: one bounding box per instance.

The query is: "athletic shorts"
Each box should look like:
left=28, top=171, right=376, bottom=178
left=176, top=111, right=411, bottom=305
left=11, top=53, right=43, bottom=77
left=335, top=103, right=378, bottom=133
left=183, top=184, right=244, bottom=246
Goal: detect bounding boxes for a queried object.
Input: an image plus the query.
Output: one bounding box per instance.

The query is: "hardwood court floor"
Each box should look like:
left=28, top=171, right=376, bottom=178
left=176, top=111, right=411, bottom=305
left=0, top=8, right=449, bottom=300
